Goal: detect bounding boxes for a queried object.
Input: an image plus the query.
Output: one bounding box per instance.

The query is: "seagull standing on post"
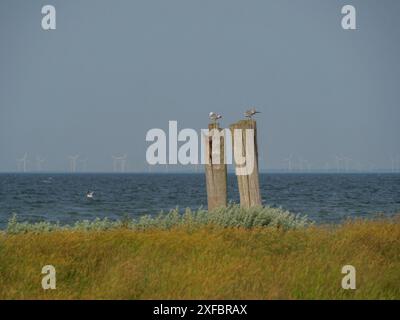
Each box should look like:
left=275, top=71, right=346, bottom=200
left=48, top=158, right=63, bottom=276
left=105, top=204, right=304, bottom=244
left=244, top=108, right=261, bottom=119
left=209, top=112, right=222, bottom=124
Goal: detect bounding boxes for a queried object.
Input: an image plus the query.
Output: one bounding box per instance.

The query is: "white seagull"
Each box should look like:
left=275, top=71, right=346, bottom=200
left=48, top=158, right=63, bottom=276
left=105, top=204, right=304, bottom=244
left=86, top=191, right=94, bottom=199
left=244, top=108, right=261, bottom=119
left=209, top=112, right=222, bottom=123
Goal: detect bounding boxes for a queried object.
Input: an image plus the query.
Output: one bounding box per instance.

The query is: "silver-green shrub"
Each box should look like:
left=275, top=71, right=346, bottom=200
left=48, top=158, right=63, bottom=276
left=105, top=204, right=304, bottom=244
left=5, top=205, right=312, bottom=234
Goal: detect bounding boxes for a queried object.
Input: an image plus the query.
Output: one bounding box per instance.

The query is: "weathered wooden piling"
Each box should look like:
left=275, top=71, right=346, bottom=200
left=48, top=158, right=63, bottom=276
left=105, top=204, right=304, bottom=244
left=230, top=119, right=262, bottom=208
left=204, top=123, right=227, bottom=210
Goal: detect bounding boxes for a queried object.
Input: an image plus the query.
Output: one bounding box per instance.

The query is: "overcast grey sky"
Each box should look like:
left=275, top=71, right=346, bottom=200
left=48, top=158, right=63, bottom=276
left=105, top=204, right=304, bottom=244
left=0, top=0, right=399, bottom=172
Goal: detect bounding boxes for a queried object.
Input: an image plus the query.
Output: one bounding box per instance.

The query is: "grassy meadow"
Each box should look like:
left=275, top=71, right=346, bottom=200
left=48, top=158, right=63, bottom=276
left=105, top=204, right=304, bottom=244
left=0, top=211, right=399, bottom=299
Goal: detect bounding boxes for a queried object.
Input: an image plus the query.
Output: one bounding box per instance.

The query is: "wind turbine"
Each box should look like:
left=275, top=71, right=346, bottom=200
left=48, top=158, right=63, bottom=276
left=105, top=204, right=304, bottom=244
left=17, top=153, right=28, bottom=173
left=297, top=157, right=304, bottom=172
left=392, top=155, right=400, bottom=173
left=79, top=158, right=88, bottom=172
left=112, top=155, right=127, bottom=173
left=304, top=159, right=311, bottom=172
left=395, top=155, right=400, bottom=173
left=119, top=155, right=127, bottom=173
left=283, top=155, right=293, bottom=172
left=335, top=155, right=343, bottom=173
left=68, top=155, right=80, bottom=173
left=112, top=156, right=118, bottom=172
left=298, top=157, right=310, bottom=172
left=36, top=155, right=46, bottom=172
left=390, top=156, right=395, bottom=173
left=356, top=161, right=363, bottom=173
left=343, top=157, right=352, bottom=173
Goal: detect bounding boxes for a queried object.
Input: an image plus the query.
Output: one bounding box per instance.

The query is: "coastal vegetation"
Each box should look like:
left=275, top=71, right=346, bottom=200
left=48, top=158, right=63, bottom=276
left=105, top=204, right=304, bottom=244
left=0, top=207, right=399, bottom=299
left=5, top=205, right=311, bottom=234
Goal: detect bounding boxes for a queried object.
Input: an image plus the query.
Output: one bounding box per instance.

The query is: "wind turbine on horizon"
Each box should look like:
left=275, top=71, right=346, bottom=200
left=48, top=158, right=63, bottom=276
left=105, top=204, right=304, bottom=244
left=283, top=154, right=294, bottom=172
left=304, top=159, right=312, bottom=172
left=68, top=155, right=80, bottom=173
left=397, top=155, right=400, bottom=173
left=298, top=157, right=311, bottom=172
left=17, top=153, right=29, bottom=173
left=342, top=156, right=352, bottom=172
left=391, top=155, right=400, bottom=173
left=112, top=155, right=127, bottom=173
left=36, top=155, right=46, bottom=172
left=391, top=156, right=396, bottom=173
left=79, top=158, right=88, bottom=172
left=335, top=155, right=343, bottom=173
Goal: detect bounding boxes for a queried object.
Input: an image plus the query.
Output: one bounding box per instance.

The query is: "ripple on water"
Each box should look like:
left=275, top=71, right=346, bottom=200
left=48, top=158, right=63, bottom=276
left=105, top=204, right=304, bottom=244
left=0, top=173, right=399, bottom=228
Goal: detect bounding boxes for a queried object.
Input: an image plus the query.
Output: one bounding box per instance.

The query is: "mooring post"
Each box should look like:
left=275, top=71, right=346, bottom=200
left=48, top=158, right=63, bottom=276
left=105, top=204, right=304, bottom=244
left=230, top=119, right=262, bottom=208
left=204, top=123, right=227, bottom=210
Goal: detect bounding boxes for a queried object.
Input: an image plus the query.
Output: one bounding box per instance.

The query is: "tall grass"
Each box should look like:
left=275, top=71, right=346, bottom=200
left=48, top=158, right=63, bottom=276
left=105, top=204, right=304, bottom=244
left=5, top=205, right=311, bottom=234
left=0, top=218, right=399, bottom=299
left=1, top=208, right=399, bottom=299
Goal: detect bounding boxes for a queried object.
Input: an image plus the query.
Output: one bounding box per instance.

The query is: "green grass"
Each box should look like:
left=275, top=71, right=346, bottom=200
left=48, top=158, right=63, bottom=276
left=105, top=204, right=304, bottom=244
left=0, top=208, right=399, bottom=299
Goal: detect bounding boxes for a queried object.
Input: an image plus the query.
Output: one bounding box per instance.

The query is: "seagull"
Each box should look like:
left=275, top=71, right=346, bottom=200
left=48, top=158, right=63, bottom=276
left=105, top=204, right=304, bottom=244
left=244, top=108, right=261, bottom=119
left=86, top=191, right=94, bottom=199
left=209, top=112, right=222, bottom=123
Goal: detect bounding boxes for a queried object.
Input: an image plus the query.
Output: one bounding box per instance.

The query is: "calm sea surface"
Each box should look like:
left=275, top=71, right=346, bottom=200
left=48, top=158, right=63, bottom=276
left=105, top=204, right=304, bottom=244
left=0, top=173, right=399, bottom=228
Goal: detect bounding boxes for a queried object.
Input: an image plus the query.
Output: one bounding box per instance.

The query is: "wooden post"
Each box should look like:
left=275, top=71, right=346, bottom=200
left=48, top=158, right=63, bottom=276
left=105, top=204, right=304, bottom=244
left=230, top=119, right=262, bottom=208
left=204, top=123, right=227, bottom=210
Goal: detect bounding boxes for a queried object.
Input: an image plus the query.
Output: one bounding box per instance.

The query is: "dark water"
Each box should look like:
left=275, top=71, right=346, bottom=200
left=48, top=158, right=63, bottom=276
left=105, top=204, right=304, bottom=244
left=0, top=173, right=399, bottom=228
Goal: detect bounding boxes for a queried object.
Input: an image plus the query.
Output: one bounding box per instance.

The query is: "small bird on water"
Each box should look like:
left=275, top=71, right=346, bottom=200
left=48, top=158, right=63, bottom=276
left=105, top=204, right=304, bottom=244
left=86, top=191, right=94, bottom=199
left=209, top=112, right=222, bottom=123
left=244, top=108, right=261, bottom=119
